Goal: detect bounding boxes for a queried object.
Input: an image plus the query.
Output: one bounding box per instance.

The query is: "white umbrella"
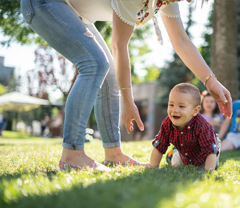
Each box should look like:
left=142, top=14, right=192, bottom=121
left=0, top=91, right=50, bottom=111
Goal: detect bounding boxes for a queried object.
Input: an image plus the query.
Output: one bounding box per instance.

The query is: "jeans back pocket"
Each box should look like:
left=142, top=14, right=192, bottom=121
left=21, top=0, right=35, bottom=24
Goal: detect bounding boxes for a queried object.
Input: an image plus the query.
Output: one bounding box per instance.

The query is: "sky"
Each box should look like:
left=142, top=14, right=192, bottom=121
left=0, top=0, right=213, bottom=101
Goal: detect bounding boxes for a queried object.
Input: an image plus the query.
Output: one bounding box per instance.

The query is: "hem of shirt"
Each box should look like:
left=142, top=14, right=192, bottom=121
left=111, top=1, right=136, bottom=26
left=159, top=11, right=180, bottom=19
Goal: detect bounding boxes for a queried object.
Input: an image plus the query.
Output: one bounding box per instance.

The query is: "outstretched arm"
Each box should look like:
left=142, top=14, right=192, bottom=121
left=161, top=14, right=232, bottom=118
left=218, top=118, right=231, bottom=140
left=112, top=12, right=144, bottom=134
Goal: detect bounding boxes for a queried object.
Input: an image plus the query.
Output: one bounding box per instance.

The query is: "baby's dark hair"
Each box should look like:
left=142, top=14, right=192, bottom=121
left=171, top=83, right=201, bottom=107
left=200, top=91, right=220, bottom=115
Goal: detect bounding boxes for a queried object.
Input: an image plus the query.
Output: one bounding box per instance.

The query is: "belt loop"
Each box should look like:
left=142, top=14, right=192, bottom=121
left=40, top=0, right=45, bottom=4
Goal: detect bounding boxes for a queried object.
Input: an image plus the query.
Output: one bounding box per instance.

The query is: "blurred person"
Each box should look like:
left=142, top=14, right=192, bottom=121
left=150, top=83, right=221, bottom=171
left=219, top=100, right=240, bottom=151
left=21, top=0, right=232, bottom=171
left=49, top=111, right=63, bottom=137
left=40, top=113, right=50, bottom=136
left=200, top=91, right=224, bottom=133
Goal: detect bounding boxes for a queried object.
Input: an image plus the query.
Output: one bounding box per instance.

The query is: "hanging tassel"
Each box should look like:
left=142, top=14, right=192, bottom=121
left=152, top=16, right=163, bottom=45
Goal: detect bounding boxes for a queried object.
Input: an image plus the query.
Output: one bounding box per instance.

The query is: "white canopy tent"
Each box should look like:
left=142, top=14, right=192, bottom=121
left=0, top=91, right=50, bottom=111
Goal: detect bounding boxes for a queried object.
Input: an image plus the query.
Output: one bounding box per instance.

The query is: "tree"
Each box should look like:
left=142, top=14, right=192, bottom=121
left=210, top=0, right=238, bottom=100
left=25, top=46, right=74, bottom=102
left=237, top=0, right=240, bottom=98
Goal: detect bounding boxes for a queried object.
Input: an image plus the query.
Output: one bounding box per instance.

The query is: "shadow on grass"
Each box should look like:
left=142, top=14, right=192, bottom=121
left=1, top=165, right=206, bottom=208
left=0, top=170, right=59, bottom=182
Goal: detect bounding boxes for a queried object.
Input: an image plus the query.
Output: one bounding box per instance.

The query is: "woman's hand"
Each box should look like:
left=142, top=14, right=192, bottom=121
left=206, top=77, right=232, bottom=118
left=122, top=101, right=144, bottom=134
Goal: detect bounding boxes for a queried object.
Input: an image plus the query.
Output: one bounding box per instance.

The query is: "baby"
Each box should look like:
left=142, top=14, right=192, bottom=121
left=150, top=83, right=220, bottom=171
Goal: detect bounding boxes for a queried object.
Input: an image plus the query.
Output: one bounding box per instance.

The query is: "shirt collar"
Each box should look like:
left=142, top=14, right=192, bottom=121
left=171, top=115, right=197, bottom=130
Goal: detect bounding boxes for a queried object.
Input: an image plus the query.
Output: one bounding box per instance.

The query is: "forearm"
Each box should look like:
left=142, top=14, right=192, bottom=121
left=173, top=39, right=212, bottom=83
left=205, top=154, right=217, bottom=171
left=112, top=45, right=134, bottom=103
left=208, top=120, right=221, bottom=128
left=218, top=118, right=231, bottom=140
left=150, top=148, right=163, bottom=168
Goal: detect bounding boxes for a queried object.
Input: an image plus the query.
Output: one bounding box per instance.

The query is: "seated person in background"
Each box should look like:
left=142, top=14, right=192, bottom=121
left=150, top=83, right=220, bottom=171
left=219, top=100, right=240, bottom=151
left=200, top=91, right=224, bottom=133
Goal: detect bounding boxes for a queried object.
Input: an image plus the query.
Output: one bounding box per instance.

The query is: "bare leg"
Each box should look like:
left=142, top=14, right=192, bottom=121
left=220, top=140, right=235, bottom=151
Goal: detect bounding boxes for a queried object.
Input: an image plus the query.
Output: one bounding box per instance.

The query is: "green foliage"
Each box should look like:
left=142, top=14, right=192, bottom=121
left=155, top=53, right=195, bottom=107
left=198, top=5, right=213, bottom=67
left=142, top=65, right=161, bottom=83
left=0, top=0, right=42, bottom=46
left=0, top=83, right=7, bottom=95
left=0, top=134, right=240, bottom=208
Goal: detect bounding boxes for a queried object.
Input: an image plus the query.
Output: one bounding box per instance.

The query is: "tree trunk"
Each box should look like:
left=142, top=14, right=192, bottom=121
left=211, top=0, right=238, bottom=100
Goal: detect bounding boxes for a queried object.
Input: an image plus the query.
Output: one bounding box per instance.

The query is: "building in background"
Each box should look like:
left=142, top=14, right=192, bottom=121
left=0, top=56, right=15, bottom=87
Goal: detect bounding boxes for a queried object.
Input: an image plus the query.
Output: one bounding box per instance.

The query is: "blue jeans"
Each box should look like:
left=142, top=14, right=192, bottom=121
left=21, top=0, right=121, bottom=149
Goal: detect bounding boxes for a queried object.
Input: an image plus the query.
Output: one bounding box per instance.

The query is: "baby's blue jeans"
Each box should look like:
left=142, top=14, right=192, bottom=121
left=21, top=0, right=121, bottom=150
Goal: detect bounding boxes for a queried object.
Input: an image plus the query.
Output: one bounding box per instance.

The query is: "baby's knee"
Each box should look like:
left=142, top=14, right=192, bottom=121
left=171, top=151, right=184, bottom=167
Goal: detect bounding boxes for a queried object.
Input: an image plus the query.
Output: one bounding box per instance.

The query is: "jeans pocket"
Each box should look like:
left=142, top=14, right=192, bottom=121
left=21, top=0, right=35, bottom=24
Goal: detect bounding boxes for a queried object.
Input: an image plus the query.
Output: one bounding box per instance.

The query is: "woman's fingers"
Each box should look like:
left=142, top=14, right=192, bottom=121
left=134, top=114, right=144, bottom=132
left=217, top=102, right=225, bottom=116
left=124, top=115, right=144, bottom=134
left=217, top=88, right=232, bottom=118
left=224, top=91, right=232, bottom=118
left=207, top=79, right=232, bottom=118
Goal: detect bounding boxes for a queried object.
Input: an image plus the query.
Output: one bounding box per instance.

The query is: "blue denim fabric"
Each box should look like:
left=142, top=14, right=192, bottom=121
left=21, top=0, right=121, bottom=149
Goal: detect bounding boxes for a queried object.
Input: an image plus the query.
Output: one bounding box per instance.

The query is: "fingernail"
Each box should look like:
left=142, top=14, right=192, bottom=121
left=140, top=127, right=144, bottom=131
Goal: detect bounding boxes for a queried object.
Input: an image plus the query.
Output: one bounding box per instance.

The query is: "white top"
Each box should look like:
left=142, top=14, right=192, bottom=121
left=65, top=0, right=180, bottom=44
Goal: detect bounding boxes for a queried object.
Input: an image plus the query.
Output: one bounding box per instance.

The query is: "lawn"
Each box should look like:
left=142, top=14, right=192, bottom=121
left=0, top=131, right=240, bottom=208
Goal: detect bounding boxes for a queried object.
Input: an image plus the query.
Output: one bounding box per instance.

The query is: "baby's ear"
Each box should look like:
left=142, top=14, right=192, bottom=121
left=193, top=105, right=201, bottom=116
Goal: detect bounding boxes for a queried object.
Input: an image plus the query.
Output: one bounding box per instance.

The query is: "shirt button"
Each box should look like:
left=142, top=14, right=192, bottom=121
left=181, top=144, right=183, bottom=146
left=181, top=132, right=183, bottom=134
left=185, top=153, right=188, bottom=156
left=155, top=140, right=159, bottom=144
left=189, top=159, right=192, bottom=162
left=188, top=126, right=190, bottom=129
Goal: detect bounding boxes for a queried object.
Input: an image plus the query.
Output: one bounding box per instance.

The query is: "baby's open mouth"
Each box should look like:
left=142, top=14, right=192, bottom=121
left=173, top=116, right=181, bottom=120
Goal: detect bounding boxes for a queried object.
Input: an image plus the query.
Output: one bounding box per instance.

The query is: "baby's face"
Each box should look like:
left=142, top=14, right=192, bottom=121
left=167, top=90, right=200, bottom=130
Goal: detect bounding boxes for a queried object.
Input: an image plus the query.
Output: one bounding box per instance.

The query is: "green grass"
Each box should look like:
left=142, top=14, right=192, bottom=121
left=0, top=131, right=240, bottom=208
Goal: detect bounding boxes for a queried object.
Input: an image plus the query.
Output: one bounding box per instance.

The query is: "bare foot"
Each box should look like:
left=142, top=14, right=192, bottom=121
left=60, top=148, right=93, bottom=167
left=60, top=147, right=111, bottom=171
left=105, top=146, right=132, bottom=163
